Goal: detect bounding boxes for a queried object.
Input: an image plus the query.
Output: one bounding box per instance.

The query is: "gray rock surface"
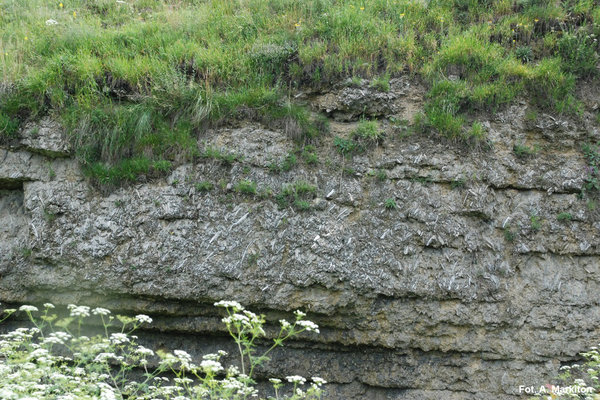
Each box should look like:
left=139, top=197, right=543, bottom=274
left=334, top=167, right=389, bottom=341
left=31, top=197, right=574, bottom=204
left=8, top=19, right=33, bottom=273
left=20, top=117, right=71, bottom=157
left=312, top=77, right=423, bottom=122
left=1, top=82, right=600, bottom=399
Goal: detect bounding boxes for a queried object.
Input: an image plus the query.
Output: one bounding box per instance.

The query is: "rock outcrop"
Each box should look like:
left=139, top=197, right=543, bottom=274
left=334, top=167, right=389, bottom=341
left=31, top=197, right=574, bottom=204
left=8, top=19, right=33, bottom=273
left=2, top=80, right=600, bottom=399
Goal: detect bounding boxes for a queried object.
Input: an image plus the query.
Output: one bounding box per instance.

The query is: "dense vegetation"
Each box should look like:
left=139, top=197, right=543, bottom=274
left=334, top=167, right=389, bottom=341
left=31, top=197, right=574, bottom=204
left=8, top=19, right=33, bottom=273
left=0, top=301, right=325, bottom=399
left=0, top=0, right=599, bottom=184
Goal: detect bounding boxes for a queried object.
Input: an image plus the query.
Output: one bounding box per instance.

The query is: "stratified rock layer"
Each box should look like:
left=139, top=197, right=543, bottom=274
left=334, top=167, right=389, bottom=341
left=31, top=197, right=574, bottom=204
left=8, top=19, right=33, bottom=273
left=1, top=81, right=600, bottom=399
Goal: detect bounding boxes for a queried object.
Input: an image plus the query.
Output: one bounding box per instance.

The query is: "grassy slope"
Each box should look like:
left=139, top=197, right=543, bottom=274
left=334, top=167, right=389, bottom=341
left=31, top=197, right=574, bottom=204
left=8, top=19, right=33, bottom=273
left=0, top=0, right=599, bottom=184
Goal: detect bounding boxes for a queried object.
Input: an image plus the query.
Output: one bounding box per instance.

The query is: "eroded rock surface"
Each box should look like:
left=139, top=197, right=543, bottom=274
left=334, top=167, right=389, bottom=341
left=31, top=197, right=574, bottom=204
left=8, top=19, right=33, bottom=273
left=1, top=83, right=600, bottom=399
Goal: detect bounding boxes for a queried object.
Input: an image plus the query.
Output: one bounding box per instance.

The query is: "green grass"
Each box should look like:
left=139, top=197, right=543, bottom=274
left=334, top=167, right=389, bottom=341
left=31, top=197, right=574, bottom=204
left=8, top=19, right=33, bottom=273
left=384, top=198, right=397, bottom=210
left=513, top=143, right=537, bottom=157
left=557, top=212, right=573, bottom=221
left=1, top=0, right=598, bottom=184
left=333, top=118, right=383, bottom=157
left=334, top=136, right=359, bottom=157
left=376, top=169, right=387, bottom=181
left=504, top=226, right=515, bottom=242
left=352, top=118, right=384, bottom=145
left=276, top=180, right=317, bottom=211
left=202, top=147, right=240, bottom=165
left=0, top=111, right=19, bottom=141
left=370, top=75, right=390, bottom=92
left=235, top=179, right=258, bottom=196
left=195, top=181, right=214, bottom=193
left=281, top=152, right=297, bottom=172
left=530, top=214, right=542, bottom=231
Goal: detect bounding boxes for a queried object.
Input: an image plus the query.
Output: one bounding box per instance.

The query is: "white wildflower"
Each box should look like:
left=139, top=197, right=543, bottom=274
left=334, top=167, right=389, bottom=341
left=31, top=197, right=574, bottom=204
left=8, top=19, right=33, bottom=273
left=200, top=359, right=223, bottom=373
left=135, top=346, right=154, bottom=356
left=193, top=387, right=209, bottom=396
left=312, top=377, right=327, bottom=385
left=94, top=353, right=117, bottom=362
left=19, top=305, right=39, bottom=312
left=99, top=382, right=117, bottom=400
left=214, top=300, right=243, bottom=310
left=174, top=350, right=192, bottom=363
left=43, top=336, right=64, bottom=345
left=43, top=303, right=55, bottom=309
left=45, top=19, right=58, bottom=25
left=286, top=375, right=306, bottom=384
left=53, top=331, right=71, bottom=341
left=135, top=314, right=152, bottom=324
left=294, top=310, right=306, bottom=318
left=223, top=313, right=252, bottom=326
left=222, top=377, right=244, bottom=390
left=269, top=378, right=282, bottom=384
left=159, top=353, right=178, bottom=367
left=228, top=365, right=240, bottom=375
left=92, top=307, right=111, bottom=316
left=280, top=319, right=291, bottom=329
left=28, top=348, right=49, bottom=359
left=67, top=304, right=90, bottom=317
left=297, top=320, right=319, bottom=333
left=109, top=333, right=129, bottom=345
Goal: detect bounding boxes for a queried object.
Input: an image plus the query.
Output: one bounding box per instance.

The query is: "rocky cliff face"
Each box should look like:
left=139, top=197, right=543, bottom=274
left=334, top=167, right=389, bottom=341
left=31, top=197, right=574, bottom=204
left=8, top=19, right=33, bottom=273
left=2, top=78, right=600, bottom=399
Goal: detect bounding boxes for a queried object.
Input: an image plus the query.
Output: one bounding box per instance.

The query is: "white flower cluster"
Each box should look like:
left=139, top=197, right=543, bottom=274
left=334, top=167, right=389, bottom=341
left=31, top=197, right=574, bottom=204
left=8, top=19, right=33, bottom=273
left=94, top=352, right=121, bottom=363
left=312, top=377, right=327, bottom=386
left=135, top=314, right=152, bottom=324
left=297, top=320, right=320, bottom=333
left=200, top=359, right=224, bottom=373
left=214, top=300, right=243, bottom=310
left=174, top=350, right=192, bottom=364
left=202, top=351, right=226, bottom=361
left=109, top=333, right=129, bottom=345
left=42, top=332, right=72, bottom=344
left=228, top=365, right=240, bottom=376
left=98, top=382, right=117, bottom=400
left=67, top=304, right=90, bottom=317
left=92, top=307, right=111, bottom=316
left=0, top=301, right=325, bottom=400
left=2, top=327, right=37, bottom=342
left=280, top=319, right=291, bottom=329
left=135, top=345, right=154, bottom=357
left=286, top=375, right=306, bottom=384
left=28, top=348, right=52, bottom=363
left=174, top=377, right=193, bottom=385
